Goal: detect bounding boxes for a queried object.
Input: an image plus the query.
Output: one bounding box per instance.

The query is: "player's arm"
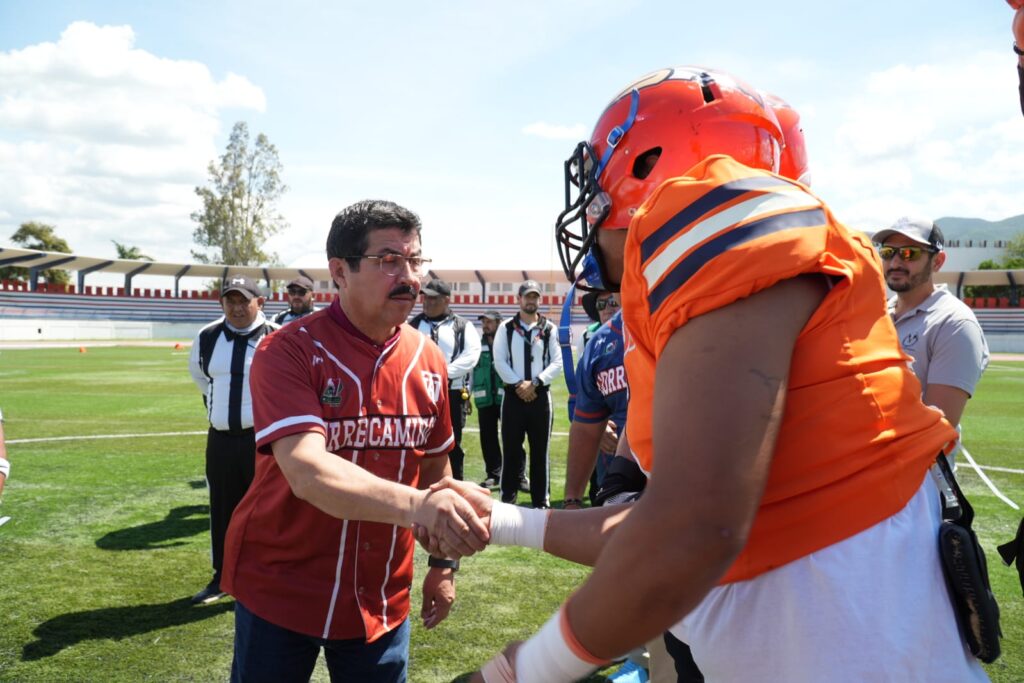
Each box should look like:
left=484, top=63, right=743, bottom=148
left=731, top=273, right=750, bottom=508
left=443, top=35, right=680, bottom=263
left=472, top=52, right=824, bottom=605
left=447, top=322, right=482, bottom=382
left=480, top=276, right=826, bottom=681
left=272, top=431, right=488, bottom=558
left=563, top=419, right=607, bottom=505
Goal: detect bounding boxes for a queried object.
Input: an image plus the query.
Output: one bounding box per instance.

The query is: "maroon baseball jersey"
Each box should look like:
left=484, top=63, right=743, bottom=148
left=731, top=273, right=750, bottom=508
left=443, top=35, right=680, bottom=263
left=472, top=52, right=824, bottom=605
left=222, top=299, right=454, bottom=642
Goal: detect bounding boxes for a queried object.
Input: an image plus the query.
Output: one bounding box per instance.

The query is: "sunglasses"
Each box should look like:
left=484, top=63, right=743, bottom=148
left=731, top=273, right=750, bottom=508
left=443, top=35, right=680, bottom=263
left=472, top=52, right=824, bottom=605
left=287, top=287, right=309, bottom=295
left=877, top=245, right=936, bottom=262
left=595, top=298, right=620, bottom=311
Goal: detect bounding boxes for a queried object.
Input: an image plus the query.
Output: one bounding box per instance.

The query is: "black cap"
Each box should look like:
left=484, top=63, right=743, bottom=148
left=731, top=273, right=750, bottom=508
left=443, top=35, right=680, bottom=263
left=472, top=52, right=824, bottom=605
left=580, top=291, right=602, bottom=322
left=421, top=278, right=451, bottom=297
left=518, top=280, right=542, bottom=296
left=478, top=310, right=502, bottom=321
left=287, top=275, right=314, bottom=291
left=221, top=275, right=262, bottom=300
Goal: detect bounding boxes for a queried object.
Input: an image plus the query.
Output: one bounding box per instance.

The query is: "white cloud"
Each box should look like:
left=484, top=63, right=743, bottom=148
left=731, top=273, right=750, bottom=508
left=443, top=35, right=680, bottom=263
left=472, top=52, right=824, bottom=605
left=0, top=21, right=265, bottom=259
left=811, top=50, right=1024, bottom=230
left=522, top=121, right=588, bottom=140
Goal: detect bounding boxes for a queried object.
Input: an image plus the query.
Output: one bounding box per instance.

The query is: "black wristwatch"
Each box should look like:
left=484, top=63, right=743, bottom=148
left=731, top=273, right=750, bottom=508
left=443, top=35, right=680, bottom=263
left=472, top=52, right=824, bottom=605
left=1015, top=42, right=1024, bottom=56
left=427, top=556, right=459, bottom=571
left=532, top=378, right=543, bottom=388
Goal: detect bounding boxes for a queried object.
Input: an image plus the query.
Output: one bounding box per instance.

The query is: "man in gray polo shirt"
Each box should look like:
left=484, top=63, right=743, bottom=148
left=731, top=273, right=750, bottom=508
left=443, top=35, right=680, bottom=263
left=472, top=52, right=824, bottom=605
left=874, top=217, right=989, bottom=442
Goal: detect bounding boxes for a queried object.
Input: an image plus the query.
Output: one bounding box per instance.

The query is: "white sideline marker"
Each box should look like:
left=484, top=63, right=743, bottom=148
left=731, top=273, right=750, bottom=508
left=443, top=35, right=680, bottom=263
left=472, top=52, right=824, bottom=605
left=0, top=516, right=11, bottom=528
left=961, top=444, right=1019, bottom=511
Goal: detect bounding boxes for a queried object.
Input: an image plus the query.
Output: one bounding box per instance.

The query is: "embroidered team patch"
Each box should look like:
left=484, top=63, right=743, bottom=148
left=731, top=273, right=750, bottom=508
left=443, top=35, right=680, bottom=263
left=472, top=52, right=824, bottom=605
left=321, top=378, right=342, bottom=406
left=421, top=371, right=443, bottom=403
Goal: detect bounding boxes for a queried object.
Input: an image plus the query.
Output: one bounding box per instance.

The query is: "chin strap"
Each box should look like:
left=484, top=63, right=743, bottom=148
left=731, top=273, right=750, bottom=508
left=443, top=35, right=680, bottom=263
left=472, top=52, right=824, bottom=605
left=559, top=282, right=579, bottom=420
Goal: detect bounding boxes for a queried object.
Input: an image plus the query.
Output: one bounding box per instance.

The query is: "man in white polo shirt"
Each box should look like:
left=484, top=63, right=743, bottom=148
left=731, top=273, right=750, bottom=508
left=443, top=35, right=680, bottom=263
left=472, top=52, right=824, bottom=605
left=874, top=217, right=990, bottom=442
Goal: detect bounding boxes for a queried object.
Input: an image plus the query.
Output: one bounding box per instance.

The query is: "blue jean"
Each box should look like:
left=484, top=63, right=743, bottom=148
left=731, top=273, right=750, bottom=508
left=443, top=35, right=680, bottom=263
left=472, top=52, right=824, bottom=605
left=231, top=600, right=409, bottom=683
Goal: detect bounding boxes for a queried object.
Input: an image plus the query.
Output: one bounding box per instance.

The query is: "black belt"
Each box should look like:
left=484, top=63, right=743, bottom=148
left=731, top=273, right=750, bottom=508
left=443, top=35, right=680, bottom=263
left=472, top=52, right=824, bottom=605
left=210, top=426, right=254, bottom=437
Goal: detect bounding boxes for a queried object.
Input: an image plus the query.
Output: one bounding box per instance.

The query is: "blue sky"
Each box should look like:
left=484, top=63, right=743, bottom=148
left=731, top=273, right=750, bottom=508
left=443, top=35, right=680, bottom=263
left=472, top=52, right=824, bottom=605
left=1, top=1, right=1021, bottom=278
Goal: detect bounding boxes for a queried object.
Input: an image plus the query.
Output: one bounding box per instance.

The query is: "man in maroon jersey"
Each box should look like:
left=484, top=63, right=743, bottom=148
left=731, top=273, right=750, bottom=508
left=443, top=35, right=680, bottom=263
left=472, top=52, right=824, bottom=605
left=222, top=199, right=489, bottom=682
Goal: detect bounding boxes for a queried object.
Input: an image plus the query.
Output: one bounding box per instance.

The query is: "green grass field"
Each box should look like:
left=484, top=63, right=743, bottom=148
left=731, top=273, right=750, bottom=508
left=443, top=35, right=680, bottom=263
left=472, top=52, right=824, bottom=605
left=0, top=346, right=1021, bottom=682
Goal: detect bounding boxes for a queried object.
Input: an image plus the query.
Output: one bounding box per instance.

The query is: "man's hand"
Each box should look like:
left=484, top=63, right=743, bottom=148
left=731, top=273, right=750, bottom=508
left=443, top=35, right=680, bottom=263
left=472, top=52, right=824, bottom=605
left=411, top=486, right=490, bottom=558
left=470, top=642, right=522, bottom=683
left=1015, top=7, right=1024, bottom=50
left=421, top=567, right=455, bottom=629
left=414, top=477, right=494, bottom=556
left=515, top=381, right=536, bottom=402
left=599, top=421, right=619, bottom=454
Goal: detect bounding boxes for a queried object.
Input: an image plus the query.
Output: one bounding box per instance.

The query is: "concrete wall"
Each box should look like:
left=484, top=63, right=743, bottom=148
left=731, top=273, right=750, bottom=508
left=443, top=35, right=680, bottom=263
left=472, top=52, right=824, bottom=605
left=0, top=318, right=204, bottom=342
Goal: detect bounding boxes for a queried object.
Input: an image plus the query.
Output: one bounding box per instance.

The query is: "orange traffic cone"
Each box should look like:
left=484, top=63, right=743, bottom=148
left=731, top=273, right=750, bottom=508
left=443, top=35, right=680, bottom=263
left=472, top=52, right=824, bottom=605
left=79, top=346, right=87, bottom=353
left=174, top=342, right=183, bottom=350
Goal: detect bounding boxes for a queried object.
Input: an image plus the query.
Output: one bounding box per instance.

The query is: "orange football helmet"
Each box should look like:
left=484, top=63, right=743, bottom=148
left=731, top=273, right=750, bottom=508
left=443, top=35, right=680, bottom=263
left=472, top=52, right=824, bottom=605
left=556, top=67, right=786, bottom=289
left=763, top=91, right=811, bottom=186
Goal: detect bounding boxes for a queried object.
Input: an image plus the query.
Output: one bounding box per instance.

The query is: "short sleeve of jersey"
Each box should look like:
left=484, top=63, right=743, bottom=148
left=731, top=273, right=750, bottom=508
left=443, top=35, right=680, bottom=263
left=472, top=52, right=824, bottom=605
left=416, top=340, right=456, bottom=457
left=926, top=319, right=989, bottom=396
left=573, top=340, right=610, bottom=424
left=622, top=155, right=838, bottom=358
left=250, top=331, right=326, bottom=455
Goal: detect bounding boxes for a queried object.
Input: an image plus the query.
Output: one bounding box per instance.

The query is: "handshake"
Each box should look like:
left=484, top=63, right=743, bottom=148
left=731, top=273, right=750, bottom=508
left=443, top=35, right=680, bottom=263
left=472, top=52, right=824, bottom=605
left=409, top=477, right=497, bottom=559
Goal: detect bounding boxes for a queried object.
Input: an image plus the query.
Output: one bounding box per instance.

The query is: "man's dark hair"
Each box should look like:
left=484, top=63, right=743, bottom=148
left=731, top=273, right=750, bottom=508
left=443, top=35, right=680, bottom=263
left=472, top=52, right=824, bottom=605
left=326, top=200, right=422, bottom=271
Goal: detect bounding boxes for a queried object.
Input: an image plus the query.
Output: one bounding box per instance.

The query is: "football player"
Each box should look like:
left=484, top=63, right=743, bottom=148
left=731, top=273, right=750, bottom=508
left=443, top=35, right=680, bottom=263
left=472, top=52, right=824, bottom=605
left=442, top=67, right=988, bottom=682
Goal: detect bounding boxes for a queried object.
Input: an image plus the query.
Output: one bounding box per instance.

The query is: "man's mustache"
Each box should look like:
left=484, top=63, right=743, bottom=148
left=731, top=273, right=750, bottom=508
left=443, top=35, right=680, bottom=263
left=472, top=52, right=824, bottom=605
left=389, top=284, right=418, bottom=298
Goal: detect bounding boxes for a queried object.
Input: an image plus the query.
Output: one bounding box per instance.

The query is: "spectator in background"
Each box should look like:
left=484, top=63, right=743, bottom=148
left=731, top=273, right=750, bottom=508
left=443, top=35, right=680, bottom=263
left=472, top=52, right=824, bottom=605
left=187, top=276, right=279, bottom=605
left=492, top=280, right=562, bottom=508
left=472, top=310, right=505, bottom=488
left=273, top=275, right=318, bottom=326
left=575, top=290, right=619, bottom=360
left=410, top=278, right=481, bottom=480
left=874, top=217, right=989, bottom=456
left=563, top=309, right=626, bottom=510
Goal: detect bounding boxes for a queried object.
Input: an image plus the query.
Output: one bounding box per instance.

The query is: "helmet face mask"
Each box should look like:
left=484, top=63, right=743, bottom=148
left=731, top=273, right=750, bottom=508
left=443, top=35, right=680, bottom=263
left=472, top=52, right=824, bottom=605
left=555, top=66, right=795, bottom=289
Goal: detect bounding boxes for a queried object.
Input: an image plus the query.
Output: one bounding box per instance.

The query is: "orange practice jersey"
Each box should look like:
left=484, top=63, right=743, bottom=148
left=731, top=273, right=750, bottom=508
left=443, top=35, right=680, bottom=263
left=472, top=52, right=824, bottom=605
left=620, top=155, right=956, bottom=584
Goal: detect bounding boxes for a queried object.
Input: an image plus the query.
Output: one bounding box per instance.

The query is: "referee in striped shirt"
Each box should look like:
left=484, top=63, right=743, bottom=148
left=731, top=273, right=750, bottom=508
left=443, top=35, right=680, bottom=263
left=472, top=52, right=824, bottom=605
left=187, top=276, right=278, bottom=604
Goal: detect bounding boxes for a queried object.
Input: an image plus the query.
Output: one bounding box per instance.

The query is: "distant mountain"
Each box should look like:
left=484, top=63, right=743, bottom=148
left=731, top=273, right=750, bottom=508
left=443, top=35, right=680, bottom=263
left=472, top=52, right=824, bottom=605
left=936, top=215, right=1024, bottom=243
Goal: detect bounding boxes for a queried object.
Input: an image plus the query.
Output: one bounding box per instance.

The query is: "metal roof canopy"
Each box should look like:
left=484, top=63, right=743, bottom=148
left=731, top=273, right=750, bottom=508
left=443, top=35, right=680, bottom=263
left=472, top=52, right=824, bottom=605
left=2, top=245, right=1022, bottom=298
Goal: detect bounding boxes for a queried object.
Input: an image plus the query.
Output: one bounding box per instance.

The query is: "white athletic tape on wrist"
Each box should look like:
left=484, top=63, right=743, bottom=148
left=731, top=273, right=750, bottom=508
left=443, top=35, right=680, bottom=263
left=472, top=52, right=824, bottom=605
left=489, top=501, right=549, bottom=549
left=514, top=606, right=606, bottom=683
left=0, top=457, right=9, bottom=479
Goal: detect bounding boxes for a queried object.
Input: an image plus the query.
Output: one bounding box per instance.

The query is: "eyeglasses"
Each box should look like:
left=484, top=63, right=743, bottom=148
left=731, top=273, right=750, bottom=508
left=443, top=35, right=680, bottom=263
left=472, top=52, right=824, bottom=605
left=595, top=298, right=620, bottom=311
left=877, top=245, right=936, bottom=262
left=340, top=253, right=432, bottom=277
left=287, top=287, right=309, bottom=295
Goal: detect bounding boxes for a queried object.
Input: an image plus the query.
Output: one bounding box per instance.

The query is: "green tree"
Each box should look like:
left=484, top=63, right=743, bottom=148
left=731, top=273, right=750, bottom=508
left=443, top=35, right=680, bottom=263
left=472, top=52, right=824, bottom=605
left=190, top=121, right=288, bottom=266
left=112, top=240, right=153, bottom=261
left=0, top=221, right=73, bottom=285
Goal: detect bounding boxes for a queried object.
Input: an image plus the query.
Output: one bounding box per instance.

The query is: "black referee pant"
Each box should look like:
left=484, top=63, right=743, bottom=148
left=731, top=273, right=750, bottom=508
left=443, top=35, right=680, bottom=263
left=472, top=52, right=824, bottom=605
left=448, top=389, right=466, bottom=480
left=500, top=387, right=552, bottom=508
left=476, top=404, right=503, bottom=482
left=205, top=427, right=256, bottom=582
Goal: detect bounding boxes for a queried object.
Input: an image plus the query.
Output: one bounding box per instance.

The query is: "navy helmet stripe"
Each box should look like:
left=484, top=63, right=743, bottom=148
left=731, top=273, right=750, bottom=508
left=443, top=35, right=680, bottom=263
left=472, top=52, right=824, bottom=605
left=647, top=207, right=827, bottom=314
left=640, top=176, right=787, bottom=263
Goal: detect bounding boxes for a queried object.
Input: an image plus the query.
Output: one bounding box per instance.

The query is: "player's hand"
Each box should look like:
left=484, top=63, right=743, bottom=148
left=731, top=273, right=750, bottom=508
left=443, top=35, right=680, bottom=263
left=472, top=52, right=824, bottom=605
left=471, top=642, right=523, bottom=682
left=414, top=478, right=494, bottom=556
left=411, top=486, right=489, bottom=558
left=599, top=421, right=619, bottom=454
left=420, top=566, right=455, bottom=629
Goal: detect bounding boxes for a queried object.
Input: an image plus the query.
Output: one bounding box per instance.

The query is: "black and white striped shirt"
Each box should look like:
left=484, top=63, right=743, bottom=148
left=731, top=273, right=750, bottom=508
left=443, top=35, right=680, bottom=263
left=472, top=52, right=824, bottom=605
left=492, top=315, right=562, bottom=386
left=188, top=313, right=278, bottom=432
